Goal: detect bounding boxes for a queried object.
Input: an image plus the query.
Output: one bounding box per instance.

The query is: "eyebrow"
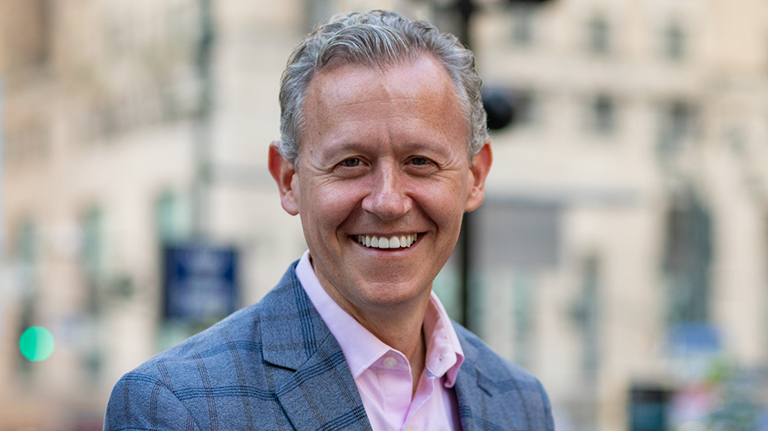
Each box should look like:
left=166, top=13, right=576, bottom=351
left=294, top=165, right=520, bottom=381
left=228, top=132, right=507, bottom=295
left=319, top=139, right=453, bottom=163
left=318, top=141, right=370, bottom=163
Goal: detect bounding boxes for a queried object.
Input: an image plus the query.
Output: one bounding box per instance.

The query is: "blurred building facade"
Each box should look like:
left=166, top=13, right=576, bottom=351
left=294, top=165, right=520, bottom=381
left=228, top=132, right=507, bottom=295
left=2, top=0, right=768, bottom=430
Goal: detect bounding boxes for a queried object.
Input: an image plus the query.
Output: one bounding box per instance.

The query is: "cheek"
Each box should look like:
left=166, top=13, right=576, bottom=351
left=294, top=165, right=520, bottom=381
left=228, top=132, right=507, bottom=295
left=409, top=180, right=467, bottom=230
left=302, top=180, right=367, bottom=229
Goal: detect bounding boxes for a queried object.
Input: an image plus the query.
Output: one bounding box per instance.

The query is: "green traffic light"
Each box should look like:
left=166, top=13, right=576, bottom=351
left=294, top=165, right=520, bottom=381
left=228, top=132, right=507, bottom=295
left=19, top=326, right=55, bottom=361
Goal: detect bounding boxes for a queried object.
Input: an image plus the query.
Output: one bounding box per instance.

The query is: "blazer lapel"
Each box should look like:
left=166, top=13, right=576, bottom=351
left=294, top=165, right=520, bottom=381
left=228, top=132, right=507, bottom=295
left=274, top=333, right=372, bottom=431
left=259, top=266, right=372, bottom=431
left=454, top=329, right=544, bottom=431
left=454, top=349, right=492, bottom=431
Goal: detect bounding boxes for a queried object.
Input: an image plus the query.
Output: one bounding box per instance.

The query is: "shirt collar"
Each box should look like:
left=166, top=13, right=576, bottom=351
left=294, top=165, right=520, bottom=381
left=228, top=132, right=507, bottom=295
left=295, top=250, right=464, bottom=386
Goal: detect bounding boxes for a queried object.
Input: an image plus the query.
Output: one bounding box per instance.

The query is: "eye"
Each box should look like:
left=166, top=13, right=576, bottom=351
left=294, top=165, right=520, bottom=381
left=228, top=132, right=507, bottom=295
left=409, top=157, right=432, bottom=166
left=340, top=157, right=363, bottom=168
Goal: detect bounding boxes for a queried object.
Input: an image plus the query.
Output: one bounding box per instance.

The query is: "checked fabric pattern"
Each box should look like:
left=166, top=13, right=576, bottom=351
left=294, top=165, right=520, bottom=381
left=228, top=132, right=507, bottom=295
left=105, top=261, right=554, bottom=431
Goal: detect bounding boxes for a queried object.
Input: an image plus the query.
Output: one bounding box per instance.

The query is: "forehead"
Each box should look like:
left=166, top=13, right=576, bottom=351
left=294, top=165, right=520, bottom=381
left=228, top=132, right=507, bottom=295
left=301, top=55, right=465, bottom=143
left=311, top=54, right=454, bottom=95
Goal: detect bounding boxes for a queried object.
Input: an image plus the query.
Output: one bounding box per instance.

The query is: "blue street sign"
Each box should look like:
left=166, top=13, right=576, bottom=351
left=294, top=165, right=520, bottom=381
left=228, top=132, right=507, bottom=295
left=162, top=242, right=238, bottom=323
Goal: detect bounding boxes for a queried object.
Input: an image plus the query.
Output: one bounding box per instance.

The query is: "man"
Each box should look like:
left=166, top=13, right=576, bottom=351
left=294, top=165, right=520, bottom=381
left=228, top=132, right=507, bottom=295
left=106, top=10, right=553, bottom=430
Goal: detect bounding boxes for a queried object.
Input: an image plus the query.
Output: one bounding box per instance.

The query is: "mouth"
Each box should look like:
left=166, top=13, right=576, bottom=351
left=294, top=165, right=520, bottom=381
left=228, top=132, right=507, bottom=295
left=355, top=233, right=419, bottom=249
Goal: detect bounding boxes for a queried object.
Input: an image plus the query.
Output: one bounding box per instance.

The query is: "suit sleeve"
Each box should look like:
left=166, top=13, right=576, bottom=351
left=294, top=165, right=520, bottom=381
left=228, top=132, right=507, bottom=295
left=537, top=378, right=555, bottom=431
left=104, top=373, right=201, bottom=431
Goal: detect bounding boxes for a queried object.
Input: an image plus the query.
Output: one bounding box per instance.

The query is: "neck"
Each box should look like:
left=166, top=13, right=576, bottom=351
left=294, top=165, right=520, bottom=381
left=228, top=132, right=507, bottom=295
left=339, top=294, right=431, bottom=396
left=368, top=308, right=424, bottom=355
left=357, top=304, right=427, bottom=396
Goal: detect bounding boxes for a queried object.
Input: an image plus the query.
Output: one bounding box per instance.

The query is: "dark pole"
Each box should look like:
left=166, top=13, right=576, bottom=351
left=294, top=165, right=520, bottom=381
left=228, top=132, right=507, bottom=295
left=458, top=212, right=474, bottom=329
left=454, top=0, right=476, bottom=330
left=456, top=0, right=476, bottom=50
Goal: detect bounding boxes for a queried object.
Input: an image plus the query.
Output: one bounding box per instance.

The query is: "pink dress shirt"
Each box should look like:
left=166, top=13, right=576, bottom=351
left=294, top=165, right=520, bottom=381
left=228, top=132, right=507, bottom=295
left=296, top=251, right=465, bottom=431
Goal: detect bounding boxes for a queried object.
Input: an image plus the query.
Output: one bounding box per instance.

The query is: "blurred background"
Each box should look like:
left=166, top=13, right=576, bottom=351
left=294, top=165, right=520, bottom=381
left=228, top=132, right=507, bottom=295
left=2, top=0, right=768, bottom=430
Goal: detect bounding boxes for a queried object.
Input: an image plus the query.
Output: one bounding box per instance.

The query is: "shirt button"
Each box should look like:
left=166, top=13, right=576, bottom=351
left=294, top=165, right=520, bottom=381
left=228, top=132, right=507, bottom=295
left=383, top=356, right=397, bottom=369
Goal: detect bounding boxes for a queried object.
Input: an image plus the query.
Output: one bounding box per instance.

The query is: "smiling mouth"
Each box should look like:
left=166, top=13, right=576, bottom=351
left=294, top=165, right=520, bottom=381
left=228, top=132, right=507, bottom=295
left=355, top=233, right=418, bottom=249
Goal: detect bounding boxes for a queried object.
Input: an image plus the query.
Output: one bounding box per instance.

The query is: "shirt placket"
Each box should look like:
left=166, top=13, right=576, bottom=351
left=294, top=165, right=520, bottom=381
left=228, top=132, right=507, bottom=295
left=401, top=367, right=439, bottom=431
left=376, top=351, right=413, bottom=428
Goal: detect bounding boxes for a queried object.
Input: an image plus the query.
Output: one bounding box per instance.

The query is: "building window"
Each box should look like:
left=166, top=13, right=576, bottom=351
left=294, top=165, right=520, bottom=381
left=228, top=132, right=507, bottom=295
left=590, top=94, right=616, bottom=133
left=511, top=7, right=535, bottom=46
left=657, top=100, right=697, bottom=154
left=155, top=191, right=192, bottom=246
left=587, top=14, right=611, bottom=55
left=668, top=101, right=694, bottom=138
left=663, top=190, right=713, bottom=325
left=663, top=22, right=685, bottom=61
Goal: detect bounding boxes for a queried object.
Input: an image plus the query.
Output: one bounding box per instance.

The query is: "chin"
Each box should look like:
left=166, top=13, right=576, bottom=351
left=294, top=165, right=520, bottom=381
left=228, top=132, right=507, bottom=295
left=361, top=280, right=430, bottom=305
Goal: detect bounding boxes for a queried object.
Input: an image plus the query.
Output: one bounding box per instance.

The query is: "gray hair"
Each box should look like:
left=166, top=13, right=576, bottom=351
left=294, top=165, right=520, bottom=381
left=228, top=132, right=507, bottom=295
left=278, top=10, right=489, bottom=164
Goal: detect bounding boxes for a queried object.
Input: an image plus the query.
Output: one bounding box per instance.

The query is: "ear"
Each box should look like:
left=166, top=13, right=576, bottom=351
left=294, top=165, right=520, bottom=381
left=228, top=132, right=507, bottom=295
left=465, top=141, right=493, bottom=212
left=268, top=141, right=300, bottom=215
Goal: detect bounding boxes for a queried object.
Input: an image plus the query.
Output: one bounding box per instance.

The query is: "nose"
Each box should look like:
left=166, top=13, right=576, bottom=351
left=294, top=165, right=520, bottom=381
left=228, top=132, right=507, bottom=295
left=361, top=162, right=412, bottom=220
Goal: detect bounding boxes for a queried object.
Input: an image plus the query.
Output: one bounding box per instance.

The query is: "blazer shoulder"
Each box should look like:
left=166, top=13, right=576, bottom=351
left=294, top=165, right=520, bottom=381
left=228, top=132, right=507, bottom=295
left=111, top=304, right=263, bottom=398
left=127, top=259, right=303, bottom=376
left=106, top=263, right=306, bottom=430
left=104, top=307, right=263, bottom=431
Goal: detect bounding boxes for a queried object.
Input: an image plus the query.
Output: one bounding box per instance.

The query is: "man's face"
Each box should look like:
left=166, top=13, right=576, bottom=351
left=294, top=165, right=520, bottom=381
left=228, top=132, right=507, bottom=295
left=270, top=55, right=491, bottom=322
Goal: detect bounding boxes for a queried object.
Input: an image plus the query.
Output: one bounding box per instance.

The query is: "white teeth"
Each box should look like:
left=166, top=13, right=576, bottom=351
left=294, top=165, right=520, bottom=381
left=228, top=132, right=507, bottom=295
left=356, top=233, right=418, bottom=250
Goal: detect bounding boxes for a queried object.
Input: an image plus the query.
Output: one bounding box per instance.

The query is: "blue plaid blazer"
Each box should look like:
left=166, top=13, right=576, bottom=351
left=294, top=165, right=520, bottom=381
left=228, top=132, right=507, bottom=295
left=105, top=262, right=554, bottom=430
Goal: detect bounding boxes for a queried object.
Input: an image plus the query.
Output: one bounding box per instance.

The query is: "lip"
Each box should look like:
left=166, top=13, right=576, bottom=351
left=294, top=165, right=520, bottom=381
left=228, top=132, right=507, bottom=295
left=352, top=232, right=419, bottom=238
